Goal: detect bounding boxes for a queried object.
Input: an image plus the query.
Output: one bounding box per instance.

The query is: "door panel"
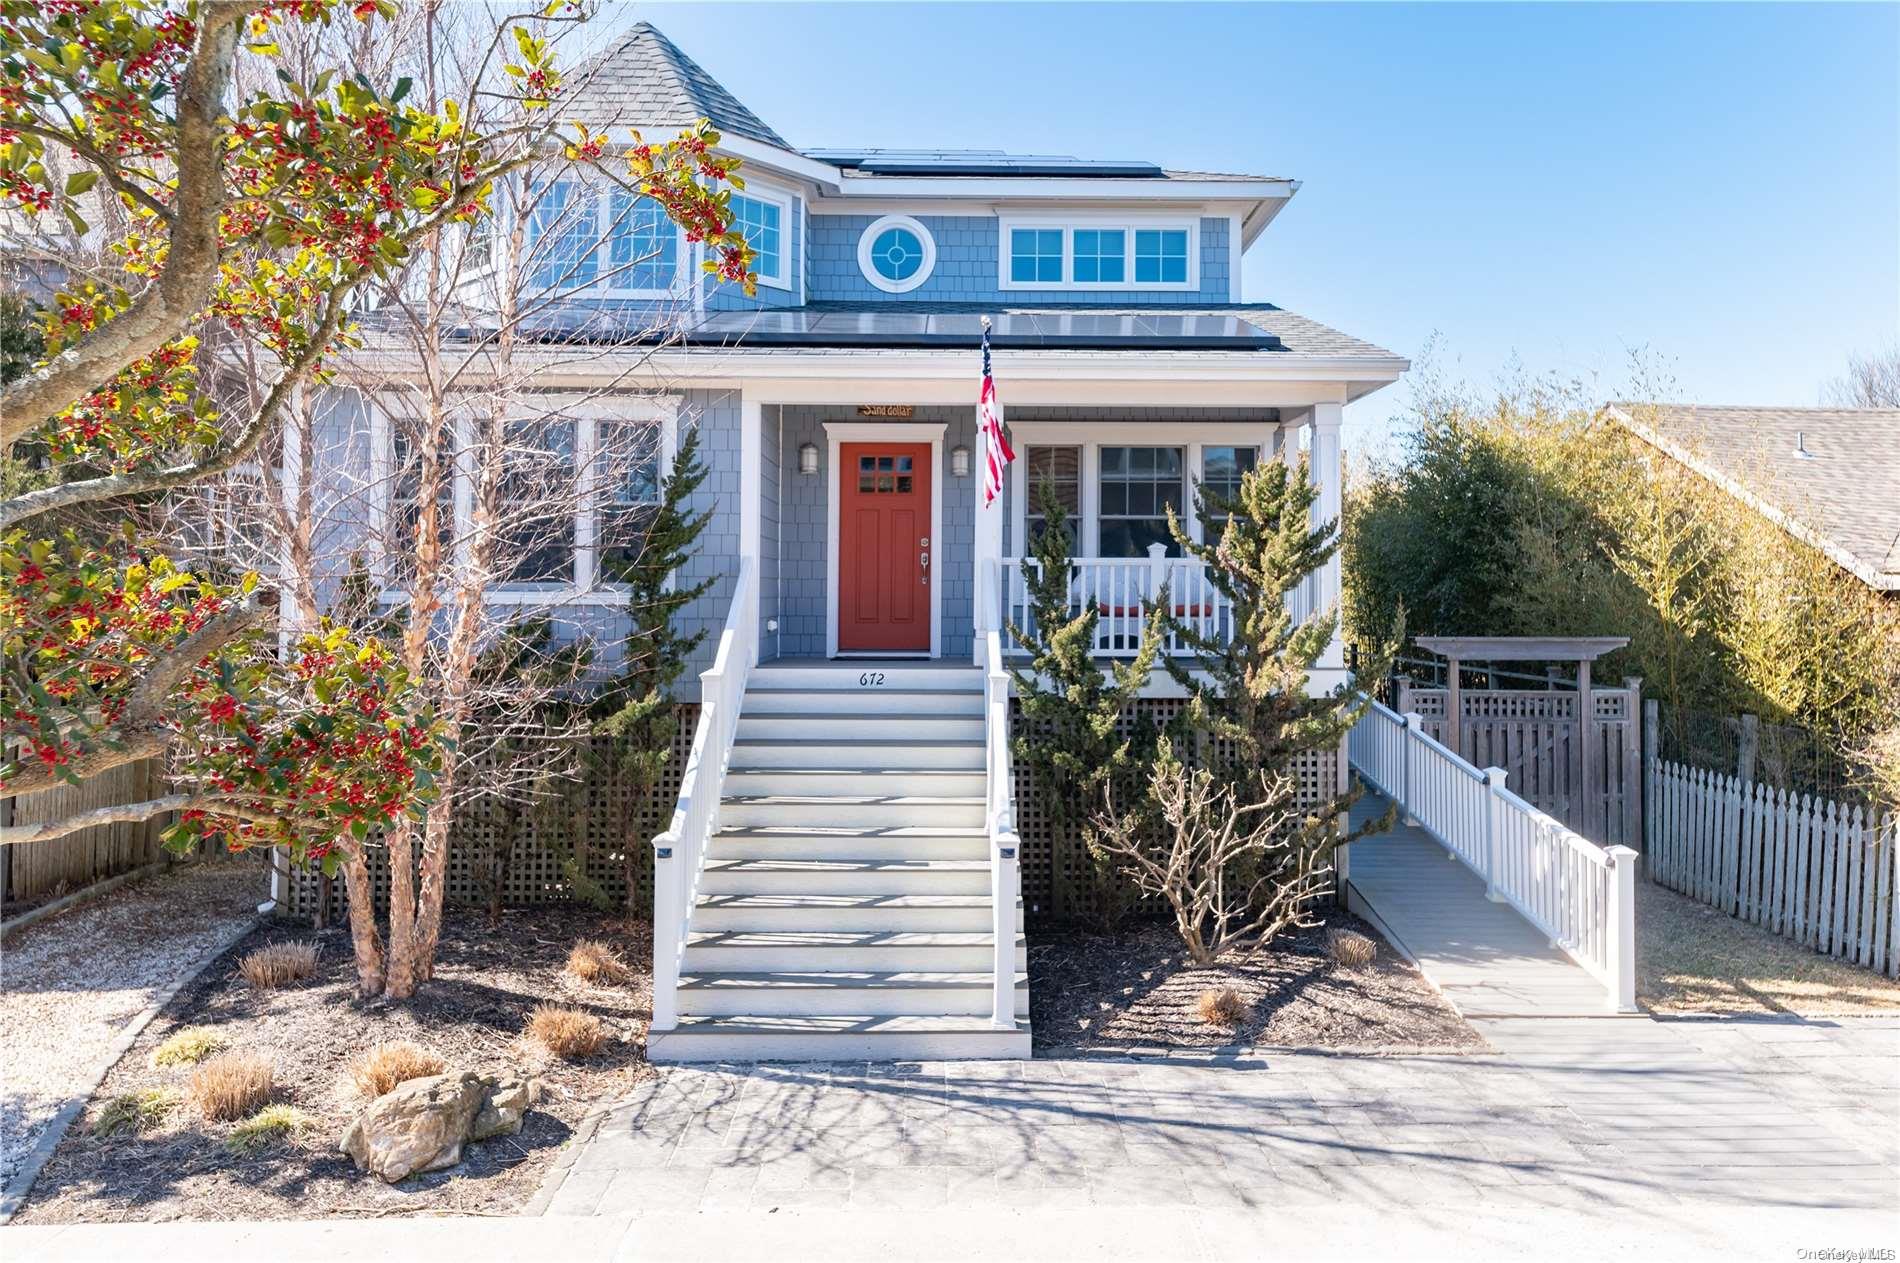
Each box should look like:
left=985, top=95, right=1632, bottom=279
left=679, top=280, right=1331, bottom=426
left=839, top=442, right=931, bottom=653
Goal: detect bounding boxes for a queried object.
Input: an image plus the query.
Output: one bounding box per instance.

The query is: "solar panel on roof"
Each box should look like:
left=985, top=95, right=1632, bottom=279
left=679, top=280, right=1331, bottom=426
left=680, top=310, right=1280, bottom=351
left=804, top=149, right=1166, bottom=178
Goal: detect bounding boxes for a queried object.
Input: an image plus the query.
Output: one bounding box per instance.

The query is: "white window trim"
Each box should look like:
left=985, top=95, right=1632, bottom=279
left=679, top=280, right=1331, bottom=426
left=822, top=420, right=946, bottom=659
left=1007, top=421, right=1276, bottom=559
left=730, top=182, right=795, bottom=291
left=997, top=213, right=1202, bottom=293
left=372, top=393, right=681, bottom=607
left=856, top=214, right=937, bottom=295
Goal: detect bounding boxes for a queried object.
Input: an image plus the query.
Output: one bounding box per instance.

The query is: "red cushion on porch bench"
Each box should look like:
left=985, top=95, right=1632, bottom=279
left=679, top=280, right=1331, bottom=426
left=1096, top=603, right=1214, bottom=617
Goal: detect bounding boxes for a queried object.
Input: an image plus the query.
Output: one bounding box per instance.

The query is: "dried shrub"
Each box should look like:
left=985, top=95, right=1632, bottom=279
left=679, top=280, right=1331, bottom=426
left=150, top=1025, right=224, bottom=1068
left=1196, top=987, right=1251, bottom=1028
left=237, top=940, right=318, bottom=990
left=348, top=1040, right=446, bottom=1100
left=92, top=1088, right=182, bottom=1137
left=525, top=1004, right=606, bottom=1060
left=226, top=1104, right=318, bottom=1155
left=1327, top=928, right=1377, bottom=969
left=565, top=939, right=630, bottom=986
left=187, top=1052, right=274, bottom=1121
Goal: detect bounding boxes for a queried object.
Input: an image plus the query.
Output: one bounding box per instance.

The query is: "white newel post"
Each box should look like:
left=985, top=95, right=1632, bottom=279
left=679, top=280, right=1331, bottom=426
left=1309, top=402, right=1345, bottom=671
left=650, top=830, right=683, bottom=1031
left=739, top=398, right=763, bottom=671
left=974, top=470, right=1003, bottom=665
left=1146, top=541, right=1169, bottom=598
left=1606, top=845, right=1639, bottom=1012
left=1482, top=767, right=1507, bottom=901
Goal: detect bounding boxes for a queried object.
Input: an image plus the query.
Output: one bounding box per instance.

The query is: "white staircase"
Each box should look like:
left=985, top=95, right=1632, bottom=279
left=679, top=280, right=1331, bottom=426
left=647, top=662, right=1032, bottom=1061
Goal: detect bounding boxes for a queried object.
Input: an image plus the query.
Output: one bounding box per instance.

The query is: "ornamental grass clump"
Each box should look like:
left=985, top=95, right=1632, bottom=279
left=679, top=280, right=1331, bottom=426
left=238, top=940, right=319, bottom=990
left=226, top=1104, right=318, bottom=1155
left=565, top=939, right=631, bottom=986
left=1327, top=928, right=1378, bottom=969
left=92, top=1088, right=183, bottom=1138
left=150, top=1025, right=224, bottom=1067
left=526, top=1005, right=606, bottom=1060
left=186, top=1051, right=274, bottom=1122
left=347, top=1040, right=446, bottom=1100
left=1196, top=987, right=1251, bottom=1028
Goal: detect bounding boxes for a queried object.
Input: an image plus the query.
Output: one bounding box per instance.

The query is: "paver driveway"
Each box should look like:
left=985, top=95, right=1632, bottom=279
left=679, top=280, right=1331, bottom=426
left=540, top=1014, right=1900, bottom=1216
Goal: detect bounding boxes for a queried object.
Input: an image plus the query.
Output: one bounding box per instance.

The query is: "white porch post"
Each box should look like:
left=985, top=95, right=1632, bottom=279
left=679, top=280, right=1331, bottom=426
left=739, top=396, right=763, bottom=670
left=1309, top=401, right=1345, bottom=671
left=973, top=457, right=1003, bottom=665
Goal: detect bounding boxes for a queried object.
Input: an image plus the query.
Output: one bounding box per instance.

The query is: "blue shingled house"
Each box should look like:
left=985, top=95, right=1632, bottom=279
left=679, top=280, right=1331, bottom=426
left=323, top=23, right=1408, bottom=1060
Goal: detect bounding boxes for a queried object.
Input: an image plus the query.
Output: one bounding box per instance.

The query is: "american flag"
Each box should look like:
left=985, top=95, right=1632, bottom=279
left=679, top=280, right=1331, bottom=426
left=978, top=319, right=1014, bottom=507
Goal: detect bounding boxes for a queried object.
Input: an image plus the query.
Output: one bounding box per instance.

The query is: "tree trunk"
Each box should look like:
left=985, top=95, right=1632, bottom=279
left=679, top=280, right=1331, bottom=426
left=383, top=816, right=419, bottom=999
left=341, top=849, right=386, bottom=996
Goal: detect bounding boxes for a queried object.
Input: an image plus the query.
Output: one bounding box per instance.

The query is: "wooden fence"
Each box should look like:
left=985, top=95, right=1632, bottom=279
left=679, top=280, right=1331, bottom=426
left=2, top=759, right=169, bottom=908
left=1647, top=757, right=1898, bottom=978
left=1395, top=678, right=1642, bottom=847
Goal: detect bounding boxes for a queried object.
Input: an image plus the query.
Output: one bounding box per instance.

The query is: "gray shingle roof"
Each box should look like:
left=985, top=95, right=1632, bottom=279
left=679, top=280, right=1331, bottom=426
left=1610, top=403, right=1900, bottom=590
left=559, top=22, right=787, bottom=148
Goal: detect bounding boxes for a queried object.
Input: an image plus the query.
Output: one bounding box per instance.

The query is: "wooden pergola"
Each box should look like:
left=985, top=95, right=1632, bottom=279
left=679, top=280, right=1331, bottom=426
left=1413, top=635, right=1631, bottom=813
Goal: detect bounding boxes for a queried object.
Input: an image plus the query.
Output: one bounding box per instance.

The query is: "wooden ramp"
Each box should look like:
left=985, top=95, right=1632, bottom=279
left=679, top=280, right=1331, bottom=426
left=1344, top=793, right=1624, bottom=1017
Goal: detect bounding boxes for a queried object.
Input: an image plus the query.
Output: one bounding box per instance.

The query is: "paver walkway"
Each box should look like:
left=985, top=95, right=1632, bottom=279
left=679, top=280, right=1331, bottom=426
left=1344, top=794, right=1617, bottom=1016
left=538, top=1016, right=1900, bottom=1217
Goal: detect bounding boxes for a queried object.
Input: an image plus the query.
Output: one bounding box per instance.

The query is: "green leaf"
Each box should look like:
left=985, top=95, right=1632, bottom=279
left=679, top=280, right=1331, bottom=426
left=64, top=169, right=97, bottom=196
left=391, top=76, right=410, bottom=103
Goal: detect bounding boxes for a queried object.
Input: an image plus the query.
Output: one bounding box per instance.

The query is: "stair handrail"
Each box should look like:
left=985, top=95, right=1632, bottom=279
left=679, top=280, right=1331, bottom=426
left=650, top=555, right=757, bottom=1033
left=982, top=560, right=1020, bottom=1031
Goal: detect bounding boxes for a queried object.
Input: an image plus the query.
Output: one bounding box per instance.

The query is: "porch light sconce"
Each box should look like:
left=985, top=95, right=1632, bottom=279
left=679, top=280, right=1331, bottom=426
left=798, top=441, right=819, bottom=475
left=951, top=444, right=971, bottom=477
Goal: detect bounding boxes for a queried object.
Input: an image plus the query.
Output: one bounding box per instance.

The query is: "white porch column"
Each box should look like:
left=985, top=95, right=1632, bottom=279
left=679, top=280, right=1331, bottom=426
left=739, top=395, right=763, bottom=669
left=1309, top=401, right=1345, bottom=670
left=973, top=443, right=1003, bottom=665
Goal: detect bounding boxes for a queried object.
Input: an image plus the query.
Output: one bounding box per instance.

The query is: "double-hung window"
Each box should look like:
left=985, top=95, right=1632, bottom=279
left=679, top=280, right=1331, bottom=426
left=605, top=191, right=680, bottom=291
left=728, top=191, right=787, bottom=288
left=526, top=180, right=599, bottom=292
left=1021, top=445, right=1081, bottom=547
left=1198, top=446, right=1258, bottom=540
left=1098, top=446, right=1185, bottom=557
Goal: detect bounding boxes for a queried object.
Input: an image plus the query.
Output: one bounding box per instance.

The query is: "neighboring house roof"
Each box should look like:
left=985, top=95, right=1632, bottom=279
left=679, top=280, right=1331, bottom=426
left=1607, top=403, right=1900, bottom=591
left=559, top=22, right=789, bottom=147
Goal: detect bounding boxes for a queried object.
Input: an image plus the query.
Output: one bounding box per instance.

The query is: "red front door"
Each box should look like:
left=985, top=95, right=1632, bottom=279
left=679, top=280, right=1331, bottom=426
left=839, top=442, right=931, bottom=653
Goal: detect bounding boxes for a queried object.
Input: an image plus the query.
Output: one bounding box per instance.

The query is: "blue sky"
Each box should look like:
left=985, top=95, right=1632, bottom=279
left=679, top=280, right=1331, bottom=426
left=599, top=2, right=1898, bottom=448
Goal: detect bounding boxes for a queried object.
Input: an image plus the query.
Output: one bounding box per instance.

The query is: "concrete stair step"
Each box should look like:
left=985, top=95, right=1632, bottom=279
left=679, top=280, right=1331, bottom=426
left=709, top=826, right=989, bottom=862
left=676, top=970, right=1030, bottom=1017
left=692, top=892, right=1015, bottom=933
left=648, top=1014, right=1033, bottom=1062
left=735, top=712, right=985, bottom=742
left=730, top=738, right=985, bottom=770
left=719, top=795, right=986, bottom=829
left=700, top=858, right=992, bottom=895
left=725, top=768, right=987, bottom=799
left=683, top=930, right=1027, bottom=972
left=742, top=687, right=984, bottom=716
left=749, top=664, right=984, bottom=692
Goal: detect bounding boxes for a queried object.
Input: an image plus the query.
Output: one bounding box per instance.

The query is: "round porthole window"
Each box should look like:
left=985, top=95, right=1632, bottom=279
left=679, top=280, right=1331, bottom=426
left=857, top=215, right=936, bottom=294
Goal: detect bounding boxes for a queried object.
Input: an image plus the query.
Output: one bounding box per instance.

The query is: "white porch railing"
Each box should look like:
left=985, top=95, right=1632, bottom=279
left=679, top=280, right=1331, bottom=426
left=998, top=544, right=1236, bottom=656
left=981, top=561, right=1021, bottom=1031
left=649, top=556, right=757, bottom=1032
left=1348, top=698, right=1638, bottom=1013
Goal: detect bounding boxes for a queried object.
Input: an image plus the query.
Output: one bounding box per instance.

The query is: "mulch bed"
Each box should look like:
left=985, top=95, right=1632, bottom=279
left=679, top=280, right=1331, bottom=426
left=1029, top=909, right=1489, bottom=1054
left=14, top=905, right=656, bottom=1223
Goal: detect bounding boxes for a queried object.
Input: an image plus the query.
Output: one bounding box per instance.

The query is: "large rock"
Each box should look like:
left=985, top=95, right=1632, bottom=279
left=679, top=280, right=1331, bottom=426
left=340, top=1071, right=540, bottom=1182
left=470, top=1074, right=540, bottom=1141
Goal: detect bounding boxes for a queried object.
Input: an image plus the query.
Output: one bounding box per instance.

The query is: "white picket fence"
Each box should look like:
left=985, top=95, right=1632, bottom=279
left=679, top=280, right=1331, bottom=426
left=1648, top=758, right=1899, bottom=978
left=1350, top=699, right=1638, bottom=1011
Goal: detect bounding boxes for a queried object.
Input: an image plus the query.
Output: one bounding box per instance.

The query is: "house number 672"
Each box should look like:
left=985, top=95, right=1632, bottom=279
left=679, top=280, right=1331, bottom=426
left=858, top=672, right=886, bottom=687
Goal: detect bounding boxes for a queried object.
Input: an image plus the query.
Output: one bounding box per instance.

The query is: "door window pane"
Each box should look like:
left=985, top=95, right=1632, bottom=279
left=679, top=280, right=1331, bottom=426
left=1099, top=446, right=1184, bottom=556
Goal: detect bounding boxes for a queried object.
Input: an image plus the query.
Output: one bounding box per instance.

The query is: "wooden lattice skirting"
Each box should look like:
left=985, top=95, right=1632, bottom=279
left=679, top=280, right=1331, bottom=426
left=285, top=700, right=1346, bottom=928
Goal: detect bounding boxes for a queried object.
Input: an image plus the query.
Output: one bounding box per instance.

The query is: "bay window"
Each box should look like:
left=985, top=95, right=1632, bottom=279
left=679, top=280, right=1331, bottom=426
left=728, top=191, right=788, bottom=288
left=524, top=179, right=684, bottom=295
